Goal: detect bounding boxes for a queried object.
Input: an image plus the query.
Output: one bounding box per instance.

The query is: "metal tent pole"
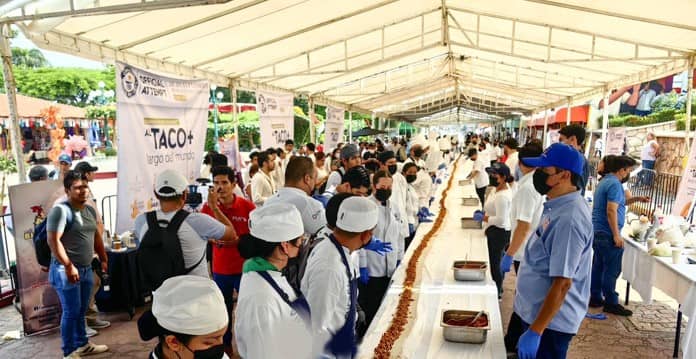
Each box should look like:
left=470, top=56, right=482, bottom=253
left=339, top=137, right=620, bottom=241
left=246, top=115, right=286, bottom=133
left=348, top=111, right=353, bottom=143
left=0, top=24, right=26, bottom=183
left=308, top=97, right=315, bottom=144
left=686, top=67, right=694, bottom=151
left=602, top=88, right=610, bottom=156
left=542, top=110, right=549, bottom=147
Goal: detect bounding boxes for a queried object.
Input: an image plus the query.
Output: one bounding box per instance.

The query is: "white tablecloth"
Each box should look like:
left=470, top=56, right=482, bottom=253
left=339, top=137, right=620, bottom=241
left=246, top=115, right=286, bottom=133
left=358, top=158, right=506, bottom=358
left=622, top=237, right=696, bottom=357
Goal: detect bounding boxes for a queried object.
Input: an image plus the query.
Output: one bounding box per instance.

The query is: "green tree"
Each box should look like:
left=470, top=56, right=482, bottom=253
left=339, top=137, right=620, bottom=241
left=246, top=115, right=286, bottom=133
left=11, top=48, right=49, bottom=68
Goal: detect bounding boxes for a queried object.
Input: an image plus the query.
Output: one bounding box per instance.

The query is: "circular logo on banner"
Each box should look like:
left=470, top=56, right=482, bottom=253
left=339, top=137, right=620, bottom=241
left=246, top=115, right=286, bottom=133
left=121, top=66, right=139, bottom=98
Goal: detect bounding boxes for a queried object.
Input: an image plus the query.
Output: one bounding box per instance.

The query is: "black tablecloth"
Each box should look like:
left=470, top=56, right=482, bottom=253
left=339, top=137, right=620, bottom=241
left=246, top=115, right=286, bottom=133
left=95, top=248, right=149, bottom=318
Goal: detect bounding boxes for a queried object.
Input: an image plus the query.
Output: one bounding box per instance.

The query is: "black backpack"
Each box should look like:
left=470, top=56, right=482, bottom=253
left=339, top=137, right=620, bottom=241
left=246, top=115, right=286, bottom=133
left=33, top=202, right=75, bottom=267
left=137, top=210, right=203, bottom=291
left=283, top=226, right=326, bottom=293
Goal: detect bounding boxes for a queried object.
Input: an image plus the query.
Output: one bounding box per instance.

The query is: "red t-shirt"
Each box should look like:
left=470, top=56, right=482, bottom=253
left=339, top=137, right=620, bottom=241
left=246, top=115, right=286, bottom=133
left=201, top=196, right=256, bottom=275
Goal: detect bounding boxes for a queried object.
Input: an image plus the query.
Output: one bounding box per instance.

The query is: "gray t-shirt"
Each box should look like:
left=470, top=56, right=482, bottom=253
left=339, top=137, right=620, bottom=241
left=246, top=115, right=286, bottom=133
left=47, top=203, right=97, bottom=267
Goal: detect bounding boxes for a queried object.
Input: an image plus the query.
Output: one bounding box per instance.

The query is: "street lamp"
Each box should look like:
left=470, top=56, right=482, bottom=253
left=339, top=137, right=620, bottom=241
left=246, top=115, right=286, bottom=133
left=211, top=85, right=223, bottom=151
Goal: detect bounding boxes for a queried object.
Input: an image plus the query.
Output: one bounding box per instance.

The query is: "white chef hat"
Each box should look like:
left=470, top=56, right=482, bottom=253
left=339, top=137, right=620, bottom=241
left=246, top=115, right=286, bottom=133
left=336, top=196, right=378, bottom=232
left=152, top=275, right=228, bottom=335
left=249, top=202, right=304, bottom=242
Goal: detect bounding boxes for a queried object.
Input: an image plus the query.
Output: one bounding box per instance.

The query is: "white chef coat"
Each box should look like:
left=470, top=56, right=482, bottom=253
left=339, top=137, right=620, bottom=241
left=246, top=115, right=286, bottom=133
left=235, top=270, right=312, bottom=359
left=405, top=183, right=419, bottom=225
left=471, top=157, right=490, bottom=189
left=359, top=196, right=403, bottom=277
left=265, top=187, right=326, bottom=236
left=505, top=151, right=519, bottom=178
left=301, top=237, right=357, bottom=359
left=250, top=170, right=276, bottom=206
left=438, top=137, right=452, bottom=151
left=509, top=171, right=545, bottom=261
left=404, top=157, right=431, bottom=208
left=390, top=172, right=410, bottom=238
left=424, top=145, right=442, bottom=173
left=483, top=184, right=513, bottom=231
left=272, top=158, right=284, bottom=188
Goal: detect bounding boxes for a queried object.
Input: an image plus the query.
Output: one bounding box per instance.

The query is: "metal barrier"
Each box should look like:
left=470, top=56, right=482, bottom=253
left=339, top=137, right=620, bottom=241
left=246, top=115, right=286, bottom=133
left=101, top=194, right=117, bottom=236
left=627, top=169, right=681, bottom=218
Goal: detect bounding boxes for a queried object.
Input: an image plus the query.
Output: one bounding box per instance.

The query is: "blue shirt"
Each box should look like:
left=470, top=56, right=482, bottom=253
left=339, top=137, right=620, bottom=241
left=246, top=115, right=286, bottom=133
left=514, top=191, right=593, bottom=334
left=592, top=174, right=625, bottom=235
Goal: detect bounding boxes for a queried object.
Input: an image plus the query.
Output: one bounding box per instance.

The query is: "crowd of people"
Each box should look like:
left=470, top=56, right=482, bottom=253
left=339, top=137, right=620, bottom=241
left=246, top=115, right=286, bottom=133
left=37, top=123, right=664, bottom=359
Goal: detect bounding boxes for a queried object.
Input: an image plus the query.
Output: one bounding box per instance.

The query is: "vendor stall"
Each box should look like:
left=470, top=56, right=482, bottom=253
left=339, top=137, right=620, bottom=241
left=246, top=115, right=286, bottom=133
left=358, top=157, right=505, bottom=358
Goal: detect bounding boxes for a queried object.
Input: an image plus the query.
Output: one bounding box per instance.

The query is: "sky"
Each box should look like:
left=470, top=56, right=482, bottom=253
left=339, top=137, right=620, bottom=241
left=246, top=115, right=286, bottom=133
left=11, top=30, right=106, bottom=69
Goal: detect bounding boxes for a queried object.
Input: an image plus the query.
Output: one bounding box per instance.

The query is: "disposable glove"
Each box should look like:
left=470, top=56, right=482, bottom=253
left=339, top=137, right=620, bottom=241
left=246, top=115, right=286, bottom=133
left=435, top=178, right=443, bottom=184
left=359, top=268, right=370, bottom=285
left=517, top=329, right=542, bottom=359
left=364, top=238, right=393, bottom=255
left=500, top=254, right=514, bottom=275
left=438, top=163, right=447, bottom=170
left=473, top=210, right=485, bottom=222
left=418, top=213, right=433, bottom=223
left=312, top=194, right=329, bottom=208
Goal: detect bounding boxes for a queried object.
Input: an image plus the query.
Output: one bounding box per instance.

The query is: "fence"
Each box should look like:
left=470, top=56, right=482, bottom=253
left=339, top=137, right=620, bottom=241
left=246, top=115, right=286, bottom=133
left=101, top=194, right=117, bottom=236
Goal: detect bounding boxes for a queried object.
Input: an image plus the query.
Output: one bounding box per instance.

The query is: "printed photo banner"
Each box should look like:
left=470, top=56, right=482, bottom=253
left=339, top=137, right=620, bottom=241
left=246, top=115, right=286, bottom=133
left=9, top=180, right=65, bottom=335
left=547, top=129, right=560, bottom=147
left=219, top=137, right=242, bottom=171
left=115, top=61, right=209, bottom=233
left=324, top=106, right=345, bottom=153
left=673, top=135, right=696, bottom=217
left=257, top=91, right=294, bottom=149
left=606, top=127, right=627, bottom=156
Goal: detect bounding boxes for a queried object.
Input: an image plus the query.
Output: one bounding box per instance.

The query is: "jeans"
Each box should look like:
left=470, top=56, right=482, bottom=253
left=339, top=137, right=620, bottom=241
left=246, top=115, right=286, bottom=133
left=520, top=320, right=575, bottom=359
left=485, top=226, right=511, bottom=296
left=590, top=232, right=624, bottom=305
left=213, top=273, right=241, bottom=346
left=639, top=160, right=655, bottom=186
left=49, top=259, right=94, bottom=356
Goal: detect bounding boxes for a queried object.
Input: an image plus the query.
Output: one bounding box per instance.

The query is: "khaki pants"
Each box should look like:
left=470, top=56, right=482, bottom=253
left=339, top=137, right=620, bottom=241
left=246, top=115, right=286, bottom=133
left=85, top=270, right=100, bottom=322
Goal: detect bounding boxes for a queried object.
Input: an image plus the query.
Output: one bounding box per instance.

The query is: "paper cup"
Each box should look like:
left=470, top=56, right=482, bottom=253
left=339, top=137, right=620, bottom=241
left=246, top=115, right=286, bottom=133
left=647, top=239, right=657, bottom=250
left=672, top=249, right=682, bottom=264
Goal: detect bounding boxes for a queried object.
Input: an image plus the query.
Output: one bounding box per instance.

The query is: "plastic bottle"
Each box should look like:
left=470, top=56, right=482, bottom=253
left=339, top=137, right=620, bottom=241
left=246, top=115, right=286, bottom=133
left=654, top=205, right=664, bottom=226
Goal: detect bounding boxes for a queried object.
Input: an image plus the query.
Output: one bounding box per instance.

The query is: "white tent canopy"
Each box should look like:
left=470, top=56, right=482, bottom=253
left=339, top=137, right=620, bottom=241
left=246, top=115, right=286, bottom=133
left=2, top=0, right=696, bottom=120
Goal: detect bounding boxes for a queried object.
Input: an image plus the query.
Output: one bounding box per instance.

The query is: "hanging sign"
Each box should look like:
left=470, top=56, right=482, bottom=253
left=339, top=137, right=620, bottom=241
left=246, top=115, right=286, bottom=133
left=256, top=91, right=294, bottom=149
left=115, top=62, right=209, bottom=233
left=324, top=106, right=344, bottom=152
left=673, top=136, right=696, bottom=216
left=606, top=127, right=627, bottom=156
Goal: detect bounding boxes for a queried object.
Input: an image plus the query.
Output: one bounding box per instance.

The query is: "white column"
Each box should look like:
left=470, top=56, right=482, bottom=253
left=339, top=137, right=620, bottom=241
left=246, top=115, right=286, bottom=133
left=348, top=111, right=353, bottom=143
left=686, top=68, right=694, bottom=151
left=566, top=97, right=572, bottom=125
left=601, top=88, right=610, bottom=156
left=0, top=25, right=26, bottom=183
left=542, top=110, right=549, bottom=147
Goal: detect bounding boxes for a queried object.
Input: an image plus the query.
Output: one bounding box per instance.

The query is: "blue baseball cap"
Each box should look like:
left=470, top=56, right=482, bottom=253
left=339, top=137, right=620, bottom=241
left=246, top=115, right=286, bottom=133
left=485, top=162, right=511, bottom=178
left=58, top=154, right=72, bottom=165
left=522, top=143, right=584, bottom=176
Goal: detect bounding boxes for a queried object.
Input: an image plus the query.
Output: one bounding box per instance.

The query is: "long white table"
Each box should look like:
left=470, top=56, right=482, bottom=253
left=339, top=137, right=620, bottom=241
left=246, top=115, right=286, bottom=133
left=358, top=158, right=506, bottom=358
left=622, top=236, right=696, bottom=358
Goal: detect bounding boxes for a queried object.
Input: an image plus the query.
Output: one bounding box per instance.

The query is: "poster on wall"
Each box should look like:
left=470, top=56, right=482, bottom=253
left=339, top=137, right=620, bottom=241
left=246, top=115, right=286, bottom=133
left=547, top=129, right=560, bottom=147
left=115, top=62, right=209, bottom=233
left=219, top=137, right=241, bottom=171
left=606, top=127, right=627, bottom=156
left=9, top=180, right=65, bottom=335
left=324, top=106, right=344, bottom=152
left=673, top=136, right=696, bottom=217
left=256, top=91, right=294, bottom=149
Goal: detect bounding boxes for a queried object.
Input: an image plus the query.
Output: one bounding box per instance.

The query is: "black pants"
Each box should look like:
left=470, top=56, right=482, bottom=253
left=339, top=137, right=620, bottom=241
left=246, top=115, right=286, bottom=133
left=475, top=186, right=486, bottom=210
left=358, top=276, right=391, bottom=333
left=485, top=226, right=511, bottom=296
left=505, top=311, right=525, bottom=353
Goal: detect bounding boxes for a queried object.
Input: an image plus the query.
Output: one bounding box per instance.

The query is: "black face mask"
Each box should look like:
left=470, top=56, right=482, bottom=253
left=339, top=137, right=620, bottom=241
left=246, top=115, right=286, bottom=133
left=387, top=165, right=397, bottom=175
left=413, top=149, right=424, bottom=158
left=489, top=176, right=499, bottom=187
left=180, top=343, right=225, bottom=359
left=375, top=189, right=392, bottom=203
left=532, top=169, right=552, bottom=195
left=406, top=174, right=417, bottom=183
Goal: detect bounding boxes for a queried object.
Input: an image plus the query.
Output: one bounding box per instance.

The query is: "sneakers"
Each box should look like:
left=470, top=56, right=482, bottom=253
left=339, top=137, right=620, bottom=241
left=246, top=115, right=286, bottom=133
left=85, top=325, right=98, bottom=338
left=74, top=342, right=109, bottom=356
left=588, top=298, right=604, bottom=308
left=603, top=303, right=633, bottom=316
left=87, top=318, right=111, bottom=329
left=63, top=352, right=81, bottom=359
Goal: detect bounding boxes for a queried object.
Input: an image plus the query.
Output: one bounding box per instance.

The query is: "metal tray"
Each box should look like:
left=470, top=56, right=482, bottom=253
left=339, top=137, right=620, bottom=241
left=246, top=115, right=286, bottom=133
left=458, top=179, right=472, bottom=186
left=461, top=217, right=482, bottom=229
left=441, top=310, right=490, bottom=343
left=453, top=260, right=487, bottom=281
left=461, top=197, right=479, bottom=206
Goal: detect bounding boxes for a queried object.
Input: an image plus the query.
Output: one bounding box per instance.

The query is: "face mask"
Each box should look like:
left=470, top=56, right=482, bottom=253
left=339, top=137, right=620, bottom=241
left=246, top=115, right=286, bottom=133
left=413, top=149, right=424, bottom=158
left=532, top=169, right=552, bottom=195
left=406, top=174, right=417, bottom=183
left=375, top=189, right=391, bottom=203
left=387, top=165, right=397, bottom=175
left=489, top=176, right=499, bottom=187
left=181, top=343, right=225, bottom=359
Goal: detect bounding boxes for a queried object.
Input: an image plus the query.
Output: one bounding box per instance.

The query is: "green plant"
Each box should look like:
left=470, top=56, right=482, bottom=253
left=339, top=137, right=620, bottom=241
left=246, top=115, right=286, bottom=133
left=0, top=155, right=17, bottom=173
left=608, top=118, right=626, bottom=127
left=104, top=148, right=117, bottom=156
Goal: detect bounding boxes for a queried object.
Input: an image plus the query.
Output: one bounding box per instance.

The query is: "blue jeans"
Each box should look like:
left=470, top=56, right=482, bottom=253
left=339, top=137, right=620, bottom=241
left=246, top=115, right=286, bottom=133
left=590, top=232, right=624, bottom=305
left=49, top=259, right=94, bottom=356
left=213, top=273, right=241, bottom=346
left=520, top=320, right=574, bottom=359
left=640, top=160, right=655, bottom=186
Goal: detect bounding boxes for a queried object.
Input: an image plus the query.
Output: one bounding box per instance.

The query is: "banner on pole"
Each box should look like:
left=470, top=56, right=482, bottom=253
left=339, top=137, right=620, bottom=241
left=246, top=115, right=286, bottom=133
left=9, top=180, right=65, bottom=335
left=324, top=106, right=344, bottom=153
left=219, top=137, right=241, bottom=171
left=673, top=136, right=696, bottom=217
left=606, top=127, right=627, bottom=156
left=257, top=91, right=294, bottom=149
left=115, top=62, right=209, bottom=233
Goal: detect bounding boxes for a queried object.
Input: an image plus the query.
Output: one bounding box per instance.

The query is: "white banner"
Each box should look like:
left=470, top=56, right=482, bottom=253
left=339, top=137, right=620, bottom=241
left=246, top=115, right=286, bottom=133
left=547, top=129, right=560, bottom=147
left=219, top=137, right=241, bottom=171
left=257, top=91, right=294, bottom=149
left=115, top=62, right=209, bottom=233
left=673, top=136, right=696, bottom=217
left=324, top=106, right=344, bottom=153
left=606, top=127, right=627, bottom=156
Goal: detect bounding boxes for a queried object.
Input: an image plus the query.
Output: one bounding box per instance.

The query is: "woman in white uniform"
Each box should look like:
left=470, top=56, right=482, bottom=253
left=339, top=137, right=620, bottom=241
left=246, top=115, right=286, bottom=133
left=137, top=275, right=229, bottom=359
left=235, top=203, right=312, bottom=359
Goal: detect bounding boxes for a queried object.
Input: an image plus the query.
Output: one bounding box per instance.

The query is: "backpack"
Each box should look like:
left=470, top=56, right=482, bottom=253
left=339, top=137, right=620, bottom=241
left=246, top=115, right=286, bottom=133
left=33, top=202, right=73, bottom=267
left=137, top=210, right=203, bottom=291
left=283, top=226, right=326, bottom=293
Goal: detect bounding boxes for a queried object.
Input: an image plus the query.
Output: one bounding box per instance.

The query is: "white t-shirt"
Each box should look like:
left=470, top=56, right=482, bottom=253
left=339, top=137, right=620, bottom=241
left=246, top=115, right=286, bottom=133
left=641, top=140, right=658, bottom=161
left=472, top=157, right=490, bottom=189
left=505, top=152, right=519, bottom=178
left=483, top=185, right=513, bottom=231
left=134, top=210, right=226, bottom=277
left=509, top=171, right=545, bottom=261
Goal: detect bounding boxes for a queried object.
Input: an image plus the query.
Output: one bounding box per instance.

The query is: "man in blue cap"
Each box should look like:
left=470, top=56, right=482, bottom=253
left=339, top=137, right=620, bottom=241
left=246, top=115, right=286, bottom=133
left=512, top=143, right=593, bottom=359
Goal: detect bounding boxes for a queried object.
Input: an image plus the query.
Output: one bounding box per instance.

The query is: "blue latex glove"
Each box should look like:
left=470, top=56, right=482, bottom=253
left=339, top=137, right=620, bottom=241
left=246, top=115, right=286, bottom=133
left=473, top=210, right=485, bottom=222
left=418, top=213, right=433, bottom=223
left=518, top=329, right=542, bottom=359
left=418, top=207, right=429, bottom=218
left=397, top=260, right=401, bottom=266
left=359, top=268, right=369, bottom=285
left=312, top=194, right=329, bottom=208
left=408, top=223, right=416, bottom=236
left=364, top=238, right=393, bottom=255
left=435, top=178, right=443, bottom=184
left=500, top=254, right=514, bottom=275
left=438, top=163, right=446, bottom=170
